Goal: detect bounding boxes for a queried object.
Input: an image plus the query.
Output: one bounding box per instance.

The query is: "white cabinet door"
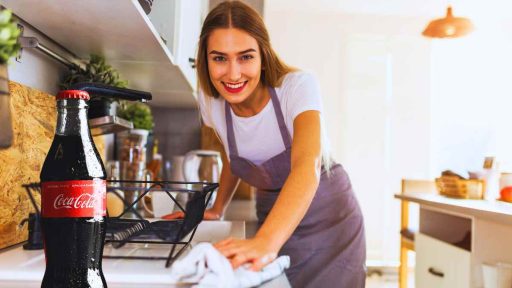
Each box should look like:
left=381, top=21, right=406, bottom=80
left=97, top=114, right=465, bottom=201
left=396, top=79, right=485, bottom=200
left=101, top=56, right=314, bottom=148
left=148, top=0, right=179, bottom=57
left=147, top=0, right=204, bottom=90
left=416, top=233, right=471, bottom=288
left=174, top=0, right=204, bottom=89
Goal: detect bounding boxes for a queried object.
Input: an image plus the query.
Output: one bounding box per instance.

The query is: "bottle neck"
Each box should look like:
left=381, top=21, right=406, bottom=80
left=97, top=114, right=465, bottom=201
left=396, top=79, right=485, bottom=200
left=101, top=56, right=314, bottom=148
left=55, top=99, right=90, bottom=136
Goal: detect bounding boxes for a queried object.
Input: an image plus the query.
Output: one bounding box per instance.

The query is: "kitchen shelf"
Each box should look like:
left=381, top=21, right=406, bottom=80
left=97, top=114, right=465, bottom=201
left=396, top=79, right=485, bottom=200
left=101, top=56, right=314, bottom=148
left=4, top=0, right=197, bottom=107
left=89, top=116, right=133, bottom=136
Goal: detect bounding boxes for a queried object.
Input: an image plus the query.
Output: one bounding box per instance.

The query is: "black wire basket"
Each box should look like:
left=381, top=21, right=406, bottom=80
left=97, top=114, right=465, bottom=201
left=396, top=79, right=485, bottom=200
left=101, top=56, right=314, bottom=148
left=23, top=180, right=218, bottom=268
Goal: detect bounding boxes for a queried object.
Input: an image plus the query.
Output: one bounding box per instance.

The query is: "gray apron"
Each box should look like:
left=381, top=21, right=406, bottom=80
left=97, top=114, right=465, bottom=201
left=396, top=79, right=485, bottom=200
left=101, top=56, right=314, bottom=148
left=224, top=87, right=366, bottom=288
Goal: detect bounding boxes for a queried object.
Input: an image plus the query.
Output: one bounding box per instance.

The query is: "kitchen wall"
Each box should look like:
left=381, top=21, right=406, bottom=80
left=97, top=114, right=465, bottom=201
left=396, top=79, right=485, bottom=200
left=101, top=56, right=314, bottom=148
left=265, top=0, right=512, bottom=267
left=152, top=107, right=201, bottom=158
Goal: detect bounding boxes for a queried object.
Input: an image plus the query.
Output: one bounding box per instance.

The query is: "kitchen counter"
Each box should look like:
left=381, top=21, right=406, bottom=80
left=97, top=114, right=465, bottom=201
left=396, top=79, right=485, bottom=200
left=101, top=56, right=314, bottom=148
left=0, top=221, right=290, bottom=288
left=395, top=192, right=512, bottom=225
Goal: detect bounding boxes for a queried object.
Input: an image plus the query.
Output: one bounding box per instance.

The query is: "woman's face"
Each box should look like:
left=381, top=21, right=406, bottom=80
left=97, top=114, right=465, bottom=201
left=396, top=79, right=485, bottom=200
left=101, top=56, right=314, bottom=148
left=206, top=28, right=263, bottom=105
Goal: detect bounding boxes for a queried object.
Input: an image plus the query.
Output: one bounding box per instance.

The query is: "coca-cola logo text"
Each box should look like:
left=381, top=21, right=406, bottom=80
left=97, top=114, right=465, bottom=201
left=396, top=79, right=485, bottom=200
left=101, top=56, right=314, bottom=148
left=53, top=193, right=100, bottom=210
left=42, top=180, right=106, bottom=218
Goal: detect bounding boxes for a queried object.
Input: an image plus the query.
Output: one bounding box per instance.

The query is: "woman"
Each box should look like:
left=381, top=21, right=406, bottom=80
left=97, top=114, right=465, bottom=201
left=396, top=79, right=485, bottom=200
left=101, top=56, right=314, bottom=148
left=165, top=1, right=366, bottom=287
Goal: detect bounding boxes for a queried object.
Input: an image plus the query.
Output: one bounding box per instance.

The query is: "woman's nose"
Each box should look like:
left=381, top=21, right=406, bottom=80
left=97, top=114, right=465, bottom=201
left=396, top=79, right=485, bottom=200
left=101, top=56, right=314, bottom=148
left=228, top=61, right=241, bottom=81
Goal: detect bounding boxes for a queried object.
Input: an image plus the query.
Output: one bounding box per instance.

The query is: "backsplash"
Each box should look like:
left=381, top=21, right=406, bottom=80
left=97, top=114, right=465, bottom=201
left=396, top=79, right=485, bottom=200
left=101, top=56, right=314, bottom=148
left=0, top=81, right=56, bottom=249
left=0, top=82, right=104, bottom=249
left=151, top=107, right=201, bottom=157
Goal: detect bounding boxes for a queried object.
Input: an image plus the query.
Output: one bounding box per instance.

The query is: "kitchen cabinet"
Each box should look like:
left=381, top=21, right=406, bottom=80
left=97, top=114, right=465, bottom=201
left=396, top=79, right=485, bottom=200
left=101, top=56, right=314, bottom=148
left=396, top=192, right=512, bottom=287
left=3, top=0, right=206, bottom=107
left=148, top=0, right=206, bottom=91
left=416, top=233, right=470, bottom=288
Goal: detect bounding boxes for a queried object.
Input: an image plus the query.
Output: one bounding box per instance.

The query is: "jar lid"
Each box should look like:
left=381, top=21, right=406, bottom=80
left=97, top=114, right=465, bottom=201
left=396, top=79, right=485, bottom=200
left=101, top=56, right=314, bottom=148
left=57, top=90, right=90, bottom=100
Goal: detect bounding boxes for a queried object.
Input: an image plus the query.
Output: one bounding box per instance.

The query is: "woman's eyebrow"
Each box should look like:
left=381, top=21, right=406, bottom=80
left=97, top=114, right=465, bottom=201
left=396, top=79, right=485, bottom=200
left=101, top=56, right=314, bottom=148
left=209, top=48, right=257, bottom=55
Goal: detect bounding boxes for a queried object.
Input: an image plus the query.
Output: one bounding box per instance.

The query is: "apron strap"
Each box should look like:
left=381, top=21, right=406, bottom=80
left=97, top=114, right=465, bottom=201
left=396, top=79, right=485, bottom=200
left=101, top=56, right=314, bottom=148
left=268, top=87, right=292, bottom=149
left=224, top=100, right=239, bottom=156
left=224, top=86, right=292, bottom=157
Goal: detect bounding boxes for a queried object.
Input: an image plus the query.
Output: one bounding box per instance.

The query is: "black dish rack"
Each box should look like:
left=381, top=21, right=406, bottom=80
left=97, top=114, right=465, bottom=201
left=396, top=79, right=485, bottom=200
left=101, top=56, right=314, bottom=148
left=23, top=180, right=218, bottom=268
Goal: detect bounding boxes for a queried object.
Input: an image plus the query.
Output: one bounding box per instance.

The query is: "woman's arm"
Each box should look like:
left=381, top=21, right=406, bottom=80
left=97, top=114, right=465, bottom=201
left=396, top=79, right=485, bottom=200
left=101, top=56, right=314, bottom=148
left=210, top=148, right=241, bottom=217
left=255, top=110, right=322, bottom=247
left=215, top=110, right=322, bottom=269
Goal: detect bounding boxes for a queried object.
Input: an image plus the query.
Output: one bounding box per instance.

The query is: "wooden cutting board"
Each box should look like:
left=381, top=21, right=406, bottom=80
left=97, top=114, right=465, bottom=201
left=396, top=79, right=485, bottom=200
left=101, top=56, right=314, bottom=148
left=0, top=82, right=105, bottom=249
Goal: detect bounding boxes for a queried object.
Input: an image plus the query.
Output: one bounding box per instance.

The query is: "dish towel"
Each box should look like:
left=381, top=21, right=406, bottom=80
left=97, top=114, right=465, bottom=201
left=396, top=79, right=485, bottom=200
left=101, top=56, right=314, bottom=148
left=169, top=242, right=290, bottom=288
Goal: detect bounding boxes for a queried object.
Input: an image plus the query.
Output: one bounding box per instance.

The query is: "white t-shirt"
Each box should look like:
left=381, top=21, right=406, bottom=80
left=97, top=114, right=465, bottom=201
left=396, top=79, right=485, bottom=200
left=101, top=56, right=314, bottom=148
left=198, top=71, right=328, bottom=165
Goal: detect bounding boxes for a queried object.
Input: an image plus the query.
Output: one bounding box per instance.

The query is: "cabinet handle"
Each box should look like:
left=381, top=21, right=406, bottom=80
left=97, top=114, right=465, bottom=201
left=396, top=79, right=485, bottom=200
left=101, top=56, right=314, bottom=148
left=428, top=267, right=444, bottom=278
left=188, top=58, right=196, bottom=69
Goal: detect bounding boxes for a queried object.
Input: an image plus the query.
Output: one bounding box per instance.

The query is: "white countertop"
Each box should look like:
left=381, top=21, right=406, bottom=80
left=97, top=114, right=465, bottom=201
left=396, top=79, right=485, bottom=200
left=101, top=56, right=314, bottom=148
left=395, top=192, right=512, bottom=225
left=0, top=220, right=289, bottom=288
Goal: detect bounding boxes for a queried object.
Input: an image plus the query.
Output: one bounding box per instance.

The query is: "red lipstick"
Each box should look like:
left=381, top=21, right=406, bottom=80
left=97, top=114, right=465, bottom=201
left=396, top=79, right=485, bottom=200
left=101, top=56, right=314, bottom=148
left=223, top=81, right=247, bottom=94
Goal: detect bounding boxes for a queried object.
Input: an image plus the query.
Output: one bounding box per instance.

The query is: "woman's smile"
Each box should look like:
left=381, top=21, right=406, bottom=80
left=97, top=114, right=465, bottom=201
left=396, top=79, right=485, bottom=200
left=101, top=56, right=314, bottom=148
left=222, top=81, right=248, bottom=94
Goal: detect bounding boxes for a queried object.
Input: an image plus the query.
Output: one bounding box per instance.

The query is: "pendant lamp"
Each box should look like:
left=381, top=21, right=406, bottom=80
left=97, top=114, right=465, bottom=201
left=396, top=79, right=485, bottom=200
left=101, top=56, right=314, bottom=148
left=422, top=6, right=474, bottom=38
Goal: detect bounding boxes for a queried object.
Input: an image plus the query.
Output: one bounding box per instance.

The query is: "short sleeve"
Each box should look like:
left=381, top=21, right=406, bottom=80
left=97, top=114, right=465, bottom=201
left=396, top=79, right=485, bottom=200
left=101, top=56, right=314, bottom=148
left=197, top=89, right=213, bottom=127
left=286, top=72, right=323, bottom=120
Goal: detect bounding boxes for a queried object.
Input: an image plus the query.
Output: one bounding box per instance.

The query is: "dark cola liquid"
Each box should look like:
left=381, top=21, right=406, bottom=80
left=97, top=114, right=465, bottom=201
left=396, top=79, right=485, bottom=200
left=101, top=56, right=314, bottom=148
left=40, top=134, right=107, bottom=288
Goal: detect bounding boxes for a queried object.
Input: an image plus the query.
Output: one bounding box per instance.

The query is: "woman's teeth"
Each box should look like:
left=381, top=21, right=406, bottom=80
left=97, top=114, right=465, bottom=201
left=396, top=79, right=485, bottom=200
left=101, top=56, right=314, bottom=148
left=226, top=82, right=244, bottom=89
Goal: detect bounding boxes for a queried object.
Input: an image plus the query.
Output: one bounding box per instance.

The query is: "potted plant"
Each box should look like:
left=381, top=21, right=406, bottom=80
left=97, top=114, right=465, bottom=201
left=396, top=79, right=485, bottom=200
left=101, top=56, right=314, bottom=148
left=59, top=54, right=128, bottom=118
left=0, top=9, right=21, bottom=148
left=117, top=101, right=154, bottom=147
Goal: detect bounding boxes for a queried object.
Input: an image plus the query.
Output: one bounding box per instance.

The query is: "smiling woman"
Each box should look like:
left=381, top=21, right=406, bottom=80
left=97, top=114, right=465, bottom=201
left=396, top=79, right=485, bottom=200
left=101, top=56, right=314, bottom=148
left=163, top=2, right=367, bottom=287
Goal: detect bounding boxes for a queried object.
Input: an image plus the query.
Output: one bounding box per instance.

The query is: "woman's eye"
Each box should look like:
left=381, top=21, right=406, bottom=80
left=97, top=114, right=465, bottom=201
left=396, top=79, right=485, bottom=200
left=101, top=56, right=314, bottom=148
left=213, top=56, right=226, bottom=62
left=240, top=54, right=254, bottom=61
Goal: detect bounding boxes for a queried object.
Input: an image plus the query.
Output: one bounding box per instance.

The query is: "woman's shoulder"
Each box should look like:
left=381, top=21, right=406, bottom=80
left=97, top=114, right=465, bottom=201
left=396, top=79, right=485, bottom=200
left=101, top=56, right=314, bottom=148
left=278, top=70, right=318, bottom=92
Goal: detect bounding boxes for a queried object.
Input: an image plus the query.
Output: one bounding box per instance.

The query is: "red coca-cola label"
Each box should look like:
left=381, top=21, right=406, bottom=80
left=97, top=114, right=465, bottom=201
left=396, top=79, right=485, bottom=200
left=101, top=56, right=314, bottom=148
left=41, top=180, right=106, bottom=218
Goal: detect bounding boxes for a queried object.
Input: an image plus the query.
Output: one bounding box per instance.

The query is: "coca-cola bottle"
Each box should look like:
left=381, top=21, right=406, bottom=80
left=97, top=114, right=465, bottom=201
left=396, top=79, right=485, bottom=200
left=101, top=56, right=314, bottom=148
left=40, top=90, right=107, bottom=288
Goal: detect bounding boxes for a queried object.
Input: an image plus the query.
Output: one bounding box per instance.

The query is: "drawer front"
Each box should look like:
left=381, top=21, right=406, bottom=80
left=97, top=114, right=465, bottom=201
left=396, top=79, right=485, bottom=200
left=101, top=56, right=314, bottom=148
left=416, top=233, right=471, bottom=288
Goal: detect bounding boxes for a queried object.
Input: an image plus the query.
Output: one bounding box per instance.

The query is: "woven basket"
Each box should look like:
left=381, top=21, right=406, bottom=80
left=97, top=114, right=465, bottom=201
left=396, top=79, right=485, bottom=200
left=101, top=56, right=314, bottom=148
left=435, top=176, right=485, bottom=199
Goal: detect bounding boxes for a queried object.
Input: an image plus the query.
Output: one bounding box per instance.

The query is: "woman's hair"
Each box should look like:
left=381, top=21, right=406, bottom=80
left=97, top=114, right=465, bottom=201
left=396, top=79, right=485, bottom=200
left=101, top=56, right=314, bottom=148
left=196, top=0, right=295, bottom=98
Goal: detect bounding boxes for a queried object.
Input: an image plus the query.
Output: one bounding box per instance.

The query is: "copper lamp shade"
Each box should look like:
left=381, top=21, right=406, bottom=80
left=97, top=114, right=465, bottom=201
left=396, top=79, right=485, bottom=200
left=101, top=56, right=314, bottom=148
left=422, top=6, right=474, bottom=38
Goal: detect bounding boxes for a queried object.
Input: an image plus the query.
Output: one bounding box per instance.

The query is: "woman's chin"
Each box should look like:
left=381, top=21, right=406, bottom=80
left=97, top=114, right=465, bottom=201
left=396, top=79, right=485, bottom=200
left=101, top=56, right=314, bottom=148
left=221, top=94, right=248, bottom=104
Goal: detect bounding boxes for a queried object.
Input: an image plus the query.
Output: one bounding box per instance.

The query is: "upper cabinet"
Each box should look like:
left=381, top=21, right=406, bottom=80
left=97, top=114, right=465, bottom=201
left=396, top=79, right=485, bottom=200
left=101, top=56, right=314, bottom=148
left=3, top=0, right=206, bottom=107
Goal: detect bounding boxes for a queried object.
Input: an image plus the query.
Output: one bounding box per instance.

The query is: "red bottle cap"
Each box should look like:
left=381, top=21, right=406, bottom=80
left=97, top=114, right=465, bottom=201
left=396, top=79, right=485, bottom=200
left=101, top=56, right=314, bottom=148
left=57, top=90, right=90, bottom=101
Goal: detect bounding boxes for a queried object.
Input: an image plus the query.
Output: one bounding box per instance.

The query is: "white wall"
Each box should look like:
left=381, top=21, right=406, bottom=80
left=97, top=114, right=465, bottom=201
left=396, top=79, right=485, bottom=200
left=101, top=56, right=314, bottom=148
left=429, top=21, right=512, bottom=175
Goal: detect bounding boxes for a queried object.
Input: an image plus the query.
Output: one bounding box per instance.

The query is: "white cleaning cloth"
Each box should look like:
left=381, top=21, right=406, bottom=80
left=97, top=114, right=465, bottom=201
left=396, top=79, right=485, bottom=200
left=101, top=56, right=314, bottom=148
left=169, top=242, right=290, bottom=288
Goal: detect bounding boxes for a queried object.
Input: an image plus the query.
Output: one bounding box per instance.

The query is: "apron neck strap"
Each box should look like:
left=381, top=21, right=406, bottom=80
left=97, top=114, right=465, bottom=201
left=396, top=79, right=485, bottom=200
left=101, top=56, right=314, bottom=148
left=268, top=86, right=292, bottom=149
left=224, top=99, right=239, bottom=156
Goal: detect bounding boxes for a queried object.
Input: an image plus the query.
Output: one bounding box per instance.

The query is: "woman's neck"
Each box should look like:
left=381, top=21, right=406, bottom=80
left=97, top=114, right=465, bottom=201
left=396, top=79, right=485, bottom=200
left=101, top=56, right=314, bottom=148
left=230, top=83, right=270, bottom=117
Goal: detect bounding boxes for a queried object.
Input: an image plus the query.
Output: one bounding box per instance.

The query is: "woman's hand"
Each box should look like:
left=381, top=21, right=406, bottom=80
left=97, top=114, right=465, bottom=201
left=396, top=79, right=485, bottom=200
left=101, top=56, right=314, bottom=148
left=161, top=208, right=222, bottom=220
left=214, top=236, right=279, bottom=271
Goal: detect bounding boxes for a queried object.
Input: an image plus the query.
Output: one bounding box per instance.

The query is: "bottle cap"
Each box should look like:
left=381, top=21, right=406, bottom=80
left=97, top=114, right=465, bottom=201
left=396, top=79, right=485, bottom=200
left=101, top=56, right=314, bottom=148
left=57, top=90, right=90, bottom=101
